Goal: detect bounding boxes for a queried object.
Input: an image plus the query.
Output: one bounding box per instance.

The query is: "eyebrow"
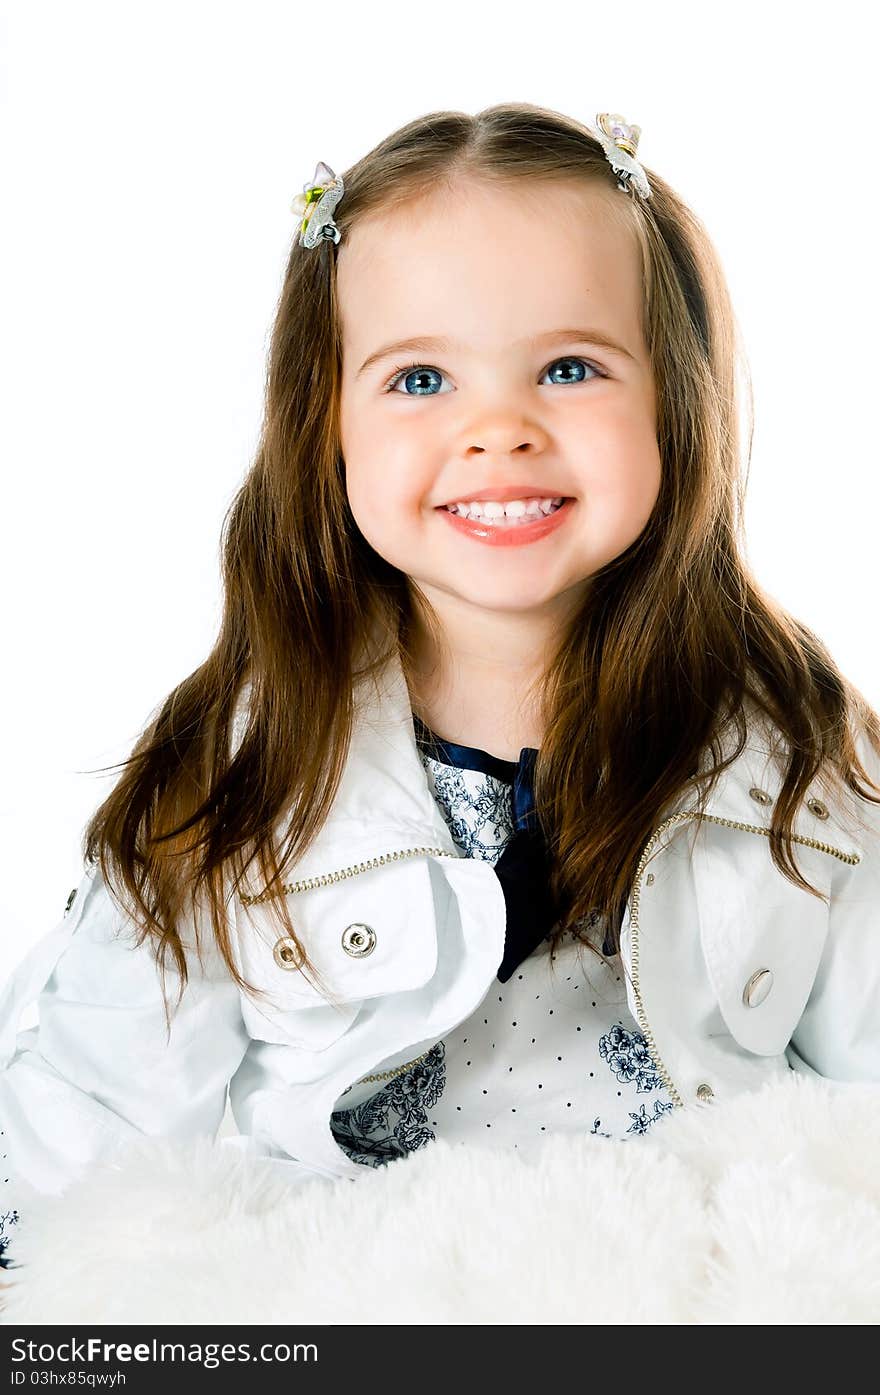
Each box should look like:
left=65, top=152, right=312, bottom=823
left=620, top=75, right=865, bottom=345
left=355, top=327, right=637, bottom=379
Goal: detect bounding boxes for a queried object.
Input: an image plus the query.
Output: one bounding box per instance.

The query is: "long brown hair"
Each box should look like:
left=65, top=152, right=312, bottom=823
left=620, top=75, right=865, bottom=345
left=83, top=101, right=880, bottom=1030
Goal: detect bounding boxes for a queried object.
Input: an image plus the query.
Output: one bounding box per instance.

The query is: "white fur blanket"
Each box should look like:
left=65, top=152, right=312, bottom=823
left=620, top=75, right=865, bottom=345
left=3, top=1073, right=880, bottom=1325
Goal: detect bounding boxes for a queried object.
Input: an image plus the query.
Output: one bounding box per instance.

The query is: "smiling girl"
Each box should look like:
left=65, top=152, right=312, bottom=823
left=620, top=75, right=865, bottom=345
left=2, top=103, right=879, bottom=1276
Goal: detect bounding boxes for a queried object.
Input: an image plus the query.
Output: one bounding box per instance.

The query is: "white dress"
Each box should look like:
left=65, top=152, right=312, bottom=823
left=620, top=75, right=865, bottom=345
left=329, top=718, right=675, bottom=1166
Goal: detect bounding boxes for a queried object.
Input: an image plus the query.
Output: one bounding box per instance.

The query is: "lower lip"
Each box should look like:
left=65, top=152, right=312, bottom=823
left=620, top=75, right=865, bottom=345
left=436, top=499, right=575, bottom=547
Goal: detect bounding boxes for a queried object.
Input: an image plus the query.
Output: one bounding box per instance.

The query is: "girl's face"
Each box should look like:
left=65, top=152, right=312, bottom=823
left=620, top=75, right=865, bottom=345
left=337, top=178, right=661, bottom=629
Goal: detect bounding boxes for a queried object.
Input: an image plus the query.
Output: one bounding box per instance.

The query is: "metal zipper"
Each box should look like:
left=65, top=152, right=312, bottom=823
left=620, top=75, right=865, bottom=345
left=627, top=809, right=861, bottom=1110
left=344, top=1047, right=436, bottom=1090
left=239, top=844, right=460, bottom=906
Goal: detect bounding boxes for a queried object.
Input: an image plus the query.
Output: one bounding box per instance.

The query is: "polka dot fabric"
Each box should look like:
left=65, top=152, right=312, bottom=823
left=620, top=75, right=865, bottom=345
left=329, top=719, right=675, bottom=1166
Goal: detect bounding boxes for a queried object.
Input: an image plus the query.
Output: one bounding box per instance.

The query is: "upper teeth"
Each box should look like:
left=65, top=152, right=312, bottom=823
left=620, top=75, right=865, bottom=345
left=446, top=496, right=563, bottom=519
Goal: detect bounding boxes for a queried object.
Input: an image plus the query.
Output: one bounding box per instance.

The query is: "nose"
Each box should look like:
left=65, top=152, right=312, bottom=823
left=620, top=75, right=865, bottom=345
left=465, top=414, right=549, bottom=458
left=470, top=439, right=532, bottom=456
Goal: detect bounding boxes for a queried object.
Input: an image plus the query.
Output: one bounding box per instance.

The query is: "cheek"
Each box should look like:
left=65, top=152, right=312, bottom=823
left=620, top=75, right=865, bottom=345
left=582, top=416, right=662, bottom=532
left=346, top=425, right=431, bottom=507
left=344, top=441, right=431, bottom=551
left=623, top=435, right=662, bottom=514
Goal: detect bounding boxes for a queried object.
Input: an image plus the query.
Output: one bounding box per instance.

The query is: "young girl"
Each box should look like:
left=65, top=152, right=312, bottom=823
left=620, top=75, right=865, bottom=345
left=3, top=102, right=880, bottom=1278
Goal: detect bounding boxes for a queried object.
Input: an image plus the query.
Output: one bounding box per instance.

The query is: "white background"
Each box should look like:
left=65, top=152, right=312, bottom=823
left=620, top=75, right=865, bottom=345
left=1, top=0, right=877, bottom=983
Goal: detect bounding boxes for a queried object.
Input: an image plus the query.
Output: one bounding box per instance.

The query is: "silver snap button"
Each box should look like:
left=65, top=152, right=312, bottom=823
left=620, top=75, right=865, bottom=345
left=273, top=936, right=303, bottom=970
left=807, top=797, right=829, bottom=820
left=645, top=873, right=655, bottom=886
left=742, top=968, right=774, bottom=1008
left=63, top=887, right=77, bottom=916
left=748, top=787, right=772, bottom=805
left=696, top=1083, right=715, bottom=1102
left=341, top=923, right=377, bottom=957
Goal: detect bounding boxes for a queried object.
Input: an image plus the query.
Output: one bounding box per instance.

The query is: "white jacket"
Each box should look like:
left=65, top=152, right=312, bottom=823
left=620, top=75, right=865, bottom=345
left=2, top=652, right=879, bottom=1229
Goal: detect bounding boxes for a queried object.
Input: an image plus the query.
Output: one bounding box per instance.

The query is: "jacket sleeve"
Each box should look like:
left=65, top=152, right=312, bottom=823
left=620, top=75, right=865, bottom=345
left=0, top=862, right=252, bottom=1271
left=787, top=855, right=880, bottom=1083
left=788, top=729, right=880, bottom=1084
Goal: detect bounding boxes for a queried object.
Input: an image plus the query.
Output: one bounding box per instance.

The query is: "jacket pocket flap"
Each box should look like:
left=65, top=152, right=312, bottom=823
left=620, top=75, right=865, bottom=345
left=232, top=853, right=440, bottom=1014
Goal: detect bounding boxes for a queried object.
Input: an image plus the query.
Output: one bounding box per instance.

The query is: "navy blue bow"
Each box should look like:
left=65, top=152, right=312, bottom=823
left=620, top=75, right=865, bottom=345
left=489, top=747, right=555, bottom=980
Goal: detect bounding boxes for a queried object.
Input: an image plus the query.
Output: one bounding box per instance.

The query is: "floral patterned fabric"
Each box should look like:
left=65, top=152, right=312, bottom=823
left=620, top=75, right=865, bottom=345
left=329, top=718, right=675, bottom=1166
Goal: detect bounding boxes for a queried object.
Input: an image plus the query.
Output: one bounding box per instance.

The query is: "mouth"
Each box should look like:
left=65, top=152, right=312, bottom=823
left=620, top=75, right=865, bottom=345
left=436, top=496, right=576, bottom=547
left=436, top=496, right=571, bottom=528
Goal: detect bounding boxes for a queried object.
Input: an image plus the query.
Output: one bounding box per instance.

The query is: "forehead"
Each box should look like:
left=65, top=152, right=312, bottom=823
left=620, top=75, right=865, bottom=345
left=336, top=178, right=645, bottom=357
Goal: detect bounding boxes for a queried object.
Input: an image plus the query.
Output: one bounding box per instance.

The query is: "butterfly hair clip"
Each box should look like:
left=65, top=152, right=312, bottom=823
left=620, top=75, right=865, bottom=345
left=291, top=161, right=345, bottom=248
left=593, top=114, right=651, bottom=200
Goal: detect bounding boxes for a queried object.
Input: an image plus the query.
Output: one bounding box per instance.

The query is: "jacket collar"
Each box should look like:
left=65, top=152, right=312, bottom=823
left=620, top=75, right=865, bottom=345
left=233, top=651, right=869, bottom=879
left=233, top=654, right=460, bottom=889
left=658, top=706, right=868, bottom=859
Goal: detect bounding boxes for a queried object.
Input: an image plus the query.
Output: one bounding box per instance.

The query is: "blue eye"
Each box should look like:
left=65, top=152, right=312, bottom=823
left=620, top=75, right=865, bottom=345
left=383, top=356, right=605, bottom=395
left=542, top=357, right=603, bottom=387
left=384, top=364, right=449, bottom=396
